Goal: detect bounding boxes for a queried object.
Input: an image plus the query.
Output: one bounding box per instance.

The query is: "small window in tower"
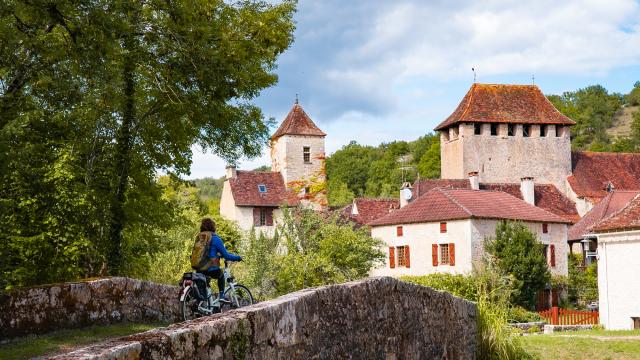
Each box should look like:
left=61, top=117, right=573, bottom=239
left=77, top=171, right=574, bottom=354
left=540, top=125, right=547, bottom=137
left=508, top=124, right=515, bottom=136
left=523, top=124, right=530, bottom=137
left=258, top=184, right=267, bottom=193
left=303, top=147, right=311, bottom=163
left=474, top=123, right=482, bottom=135
left=555, top=125, right=562, bottom=137
left=490, top=123, right=498, bottom=136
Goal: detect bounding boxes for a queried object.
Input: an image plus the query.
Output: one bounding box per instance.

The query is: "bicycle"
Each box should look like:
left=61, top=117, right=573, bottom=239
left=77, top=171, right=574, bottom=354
left=178, top=262, right=254, bottom=321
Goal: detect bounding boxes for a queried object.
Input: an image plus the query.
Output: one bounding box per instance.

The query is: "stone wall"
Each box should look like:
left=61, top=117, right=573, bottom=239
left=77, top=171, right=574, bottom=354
left=0, top=277, right=180, bottom=340
left=49, top=277, right=477, bottom=360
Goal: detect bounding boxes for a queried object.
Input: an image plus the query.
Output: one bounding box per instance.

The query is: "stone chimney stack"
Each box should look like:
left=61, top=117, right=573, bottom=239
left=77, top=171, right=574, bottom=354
left=400, top=182, right=413, bottom=208
left=520, top=177, right=535, bottom=205
left=468, top=171, right=480, bottom=190
left=225, top=165, right=237, bottom=179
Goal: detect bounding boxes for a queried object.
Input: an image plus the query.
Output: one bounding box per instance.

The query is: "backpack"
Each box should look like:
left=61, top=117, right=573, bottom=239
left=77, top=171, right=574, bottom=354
left=190, top=231, right=220, bottom=271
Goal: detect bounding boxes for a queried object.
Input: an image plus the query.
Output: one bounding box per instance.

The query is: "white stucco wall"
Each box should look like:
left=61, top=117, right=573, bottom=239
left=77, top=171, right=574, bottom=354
left=597, top=230, right=640, bottom=330
left=371, top=219, right=569, bottom=277
left=219, top=181, right=283, bottom=237
left=563, top=180, right=596, bottom=217
left=370, top=220, right=473, bottom=277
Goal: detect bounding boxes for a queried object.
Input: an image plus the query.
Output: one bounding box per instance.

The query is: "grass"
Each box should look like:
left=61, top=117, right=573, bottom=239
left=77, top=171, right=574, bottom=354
left=0, top=322, right=167, bottom=360
left=522, top=329, right=640, bottom=360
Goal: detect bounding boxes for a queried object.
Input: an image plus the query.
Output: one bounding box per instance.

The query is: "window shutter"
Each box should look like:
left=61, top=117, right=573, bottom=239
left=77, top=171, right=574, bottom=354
left=550, top=244, right=556, bottom=267
left=440, top=222, right=447, bottom=233
left=266, top=208, right=274, bottom=226
left=253, top=208, right=260, bottom=226
left=542, top=223, right=549, bottom=234
left=432, top=244, right=439, bottom=266
left=404, top=246, right=410, bottom=268
left=389, top=247, right=395, bottom=268
left=449, top=243, right=455, bottom=266
left=396, top=226, right=403, bottom=237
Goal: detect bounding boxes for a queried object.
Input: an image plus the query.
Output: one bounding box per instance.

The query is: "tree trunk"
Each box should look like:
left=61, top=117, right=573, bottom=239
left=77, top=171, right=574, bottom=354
left=108, top=37, right=136, bottom=275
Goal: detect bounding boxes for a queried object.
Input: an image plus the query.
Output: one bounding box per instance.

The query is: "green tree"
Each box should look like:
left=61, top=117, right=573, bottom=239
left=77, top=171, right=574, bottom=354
left=625, top=81, right=640, bottom=106
left=326, top=141, right=380, bottom=197
left=485, top=221, right=550, bottom=309
left=417, top=140, right=440, bottom=178
left=0, top=0, right=296, bottom=287
left=327, top=180, right=355, bottom=206
left=567, top=254, right=598, bottom=308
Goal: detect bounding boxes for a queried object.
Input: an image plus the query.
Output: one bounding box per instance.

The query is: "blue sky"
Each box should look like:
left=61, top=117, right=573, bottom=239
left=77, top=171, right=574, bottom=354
left=188, top=0, right=640, bottom=179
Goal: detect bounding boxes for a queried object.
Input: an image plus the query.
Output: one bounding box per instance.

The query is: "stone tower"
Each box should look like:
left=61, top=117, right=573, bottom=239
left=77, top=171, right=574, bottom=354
left=271, top=101, right=327, bottom=210
left=435, top=84, right=576, bottom=193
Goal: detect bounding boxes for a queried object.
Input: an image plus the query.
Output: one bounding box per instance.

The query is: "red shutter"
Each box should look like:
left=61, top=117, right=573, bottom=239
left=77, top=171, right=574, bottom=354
left=253, top=208, right=260, bottom=226
left=404, top=246, right=410, bottom=268
left=449, top=243, right=455, bottom=266
left=432, top=244, right=439, bottom=266
left=440, top=222, right=447, bottom=233
left=542, top=223, right=549, bottom=234
left=389, top=247, right=395, bottom=268
left=396, top=226, right=403, bottom=237
left=550, top=244, right=556, bottom=267
left=266, top=208, right=274, bottom=226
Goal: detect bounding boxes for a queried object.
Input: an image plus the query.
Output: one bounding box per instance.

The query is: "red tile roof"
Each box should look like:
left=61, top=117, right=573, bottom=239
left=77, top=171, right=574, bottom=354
left=593, top=194, right=640, bottom=232
left=340, top=198, right=400, bottom=226
left=568, top=191, right=640, bottom=240
left=370, top=188, right=571, bottom=227
left=228, top=170, right=299, bottom=207
left=434, top=84, right=576, bottom=131
left=413, top=179, right=579, bottom=222
left=568, top=151, right=640, bottom=201
left=272, top=103, right=326, bottom=140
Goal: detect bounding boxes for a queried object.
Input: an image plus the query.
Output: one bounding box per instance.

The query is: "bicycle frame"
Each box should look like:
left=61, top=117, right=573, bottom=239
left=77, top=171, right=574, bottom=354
left=179, top=263, right=242, bottom=311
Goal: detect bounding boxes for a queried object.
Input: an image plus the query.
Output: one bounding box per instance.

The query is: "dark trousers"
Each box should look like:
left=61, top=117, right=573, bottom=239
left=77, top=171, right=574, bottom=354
left=200, top=269, right=225, bottom=295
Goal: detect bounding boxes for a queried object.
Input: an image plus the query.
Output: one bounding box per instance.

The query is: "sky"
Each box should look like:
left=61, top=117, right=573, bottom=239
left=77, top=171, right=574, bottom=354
left=187, top=0, right=640, bottom=179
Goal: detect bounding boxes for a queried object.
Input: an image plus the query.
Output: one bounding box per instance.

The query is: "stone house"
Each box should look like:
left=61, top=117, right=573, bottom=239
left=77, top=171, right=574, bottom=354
left=220, top=102, right=327, bottom=234
left=589, top=194, right=640, bottom=330
left=435, top=83, right=640, bottom=217
left=369, top=187, right=570, bottom=280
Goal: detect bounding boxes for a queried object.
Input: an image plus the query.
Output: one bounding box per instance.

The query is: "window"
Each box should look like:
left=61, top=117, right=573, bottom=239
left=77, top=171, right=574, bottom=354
left=303, top=146, right=311, bottom=163
left=523, top=124, right=530, bottom=137
left=253, top=207, right=273, bottom=227
left=440, top=222, right=447, bottom=233
left=542, top=223, right=549, bottom=234
left=508, top=124, right=515, bottom=136
left=440, top=244, right=450, bottom=265
left=540, top=125, right=547, bottom=137
left=397, top=246, right=406, bottom=267
left=555, top=125, right=562, bottom=137
left=259, top=208, right=267, bottom=226
left=490, top=123, right=498, bottom=136
left=474, top=123, right=482, bottom=135
left=396, top=226, right=403, bottom=237
left=633, top=317, right=640, bottom=330
left=258, top=184, right=267, bottom=193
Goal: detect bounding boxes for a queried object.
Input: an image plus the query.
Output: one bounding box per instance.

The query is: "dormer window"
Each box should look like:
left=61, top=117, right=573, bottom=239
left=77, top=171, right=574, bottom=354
left=303, top=147, right=311, bottom=163
left=258, top=184, right=267, bottom=193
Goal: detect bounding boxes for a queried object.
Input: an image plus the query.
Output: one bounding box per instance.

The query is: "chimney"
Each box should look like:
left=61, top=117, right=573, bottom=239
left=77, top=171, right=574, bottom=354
left=468, top=171, right=479, bottom=190
left=520, top=177, right=535, bottom=205
left=225, top=165, right=237, bottom=179
left=400, top=182, right=413, bottom=208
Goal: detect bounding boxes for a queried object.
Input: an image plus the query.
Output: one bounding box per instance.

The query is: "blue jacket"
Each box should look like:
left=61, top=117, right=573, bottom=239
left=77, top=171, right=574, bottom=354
left=207, top=233, right=241, bottom=271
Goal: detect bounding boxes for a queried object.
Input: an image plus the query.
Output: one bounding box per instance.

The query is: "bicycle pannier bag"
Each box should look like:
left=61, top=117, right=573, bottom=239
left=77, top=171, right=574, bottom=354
left=190, top=232, right=220, bottom=271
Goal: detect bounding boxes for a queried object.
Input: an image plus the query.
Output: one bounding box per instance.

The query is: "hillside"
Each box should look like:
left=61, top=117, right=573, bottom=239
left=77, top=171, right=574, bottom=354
left=608, top=105, right=639, bottom=138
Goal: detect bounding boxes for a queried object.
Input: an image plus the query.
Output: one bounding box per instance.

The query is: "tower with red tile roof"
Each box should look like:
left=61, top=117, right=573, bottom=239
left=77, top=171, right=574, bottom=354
left=435, top=83, right=575, bottom=193
left=270, top=101, right=327, bottom=210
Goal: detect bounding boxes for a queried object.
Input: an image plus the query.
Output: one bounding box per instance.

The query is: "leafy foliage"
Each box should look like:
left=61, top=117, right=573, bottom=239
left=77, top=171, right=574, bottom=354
left=0, top=0, right=296, bottom=288
left=567, top=254, right=598, bottom=308
left=485, top=221, right=551, bottom=310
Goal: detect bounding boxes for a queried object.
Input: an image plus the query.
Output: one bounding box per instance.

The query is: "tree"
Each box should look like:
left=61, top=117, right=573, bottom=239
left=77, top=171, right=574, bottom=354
left=625, top=81, right=640, bottom=106
left=417, top=140, right=440, bottom=179
left=485, top=221, right=550, bottom=309
left=327, top=180, right=355, bottom=206
left=0, top=0, right=296, bottom=287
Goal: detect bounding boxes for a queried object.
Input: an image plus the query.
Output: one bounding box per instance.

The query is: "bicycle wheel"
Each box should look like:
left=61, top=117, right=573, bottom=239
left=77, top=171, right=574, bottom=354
left=180, top=287, right=203, bottom=321
left=222, top=284, right=254, bottom=310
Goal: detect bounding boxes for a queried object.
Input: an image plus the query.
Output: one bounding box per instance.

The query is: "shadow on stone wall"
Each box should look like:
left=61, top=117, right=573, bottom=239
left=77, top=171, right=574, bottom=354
left=46, top=277, right=477, bottom=360
left=0, top=277, right=180, bottom=340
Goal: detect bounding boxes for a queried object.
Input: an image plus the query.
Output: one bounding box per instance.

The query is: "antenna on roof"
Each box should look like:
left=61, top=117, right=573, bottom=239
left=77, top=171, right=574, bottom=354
left=472, top=67, right=476, bottom=83
left=295, top=94, right=299, bottom=104
left=532, top=74, right=535, bottom=85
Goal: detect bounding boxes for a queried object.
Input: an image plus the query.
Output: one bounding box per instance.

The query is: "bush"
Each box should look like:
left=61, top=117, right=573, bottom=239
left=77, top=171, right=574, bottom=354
left=527, top=325, right=541, bottom=334
left=568, top=254, right=598, bottom=308
left=400, top=273, right=479, bottom=301
left=507, top=306, right=542, bottom=323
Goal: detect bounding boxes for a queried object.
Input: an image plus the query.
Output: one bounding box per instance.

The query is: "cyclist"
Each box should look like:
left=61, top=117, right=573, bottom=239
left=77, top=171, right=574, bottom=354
left=197, top=218, right=242, bottom=311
